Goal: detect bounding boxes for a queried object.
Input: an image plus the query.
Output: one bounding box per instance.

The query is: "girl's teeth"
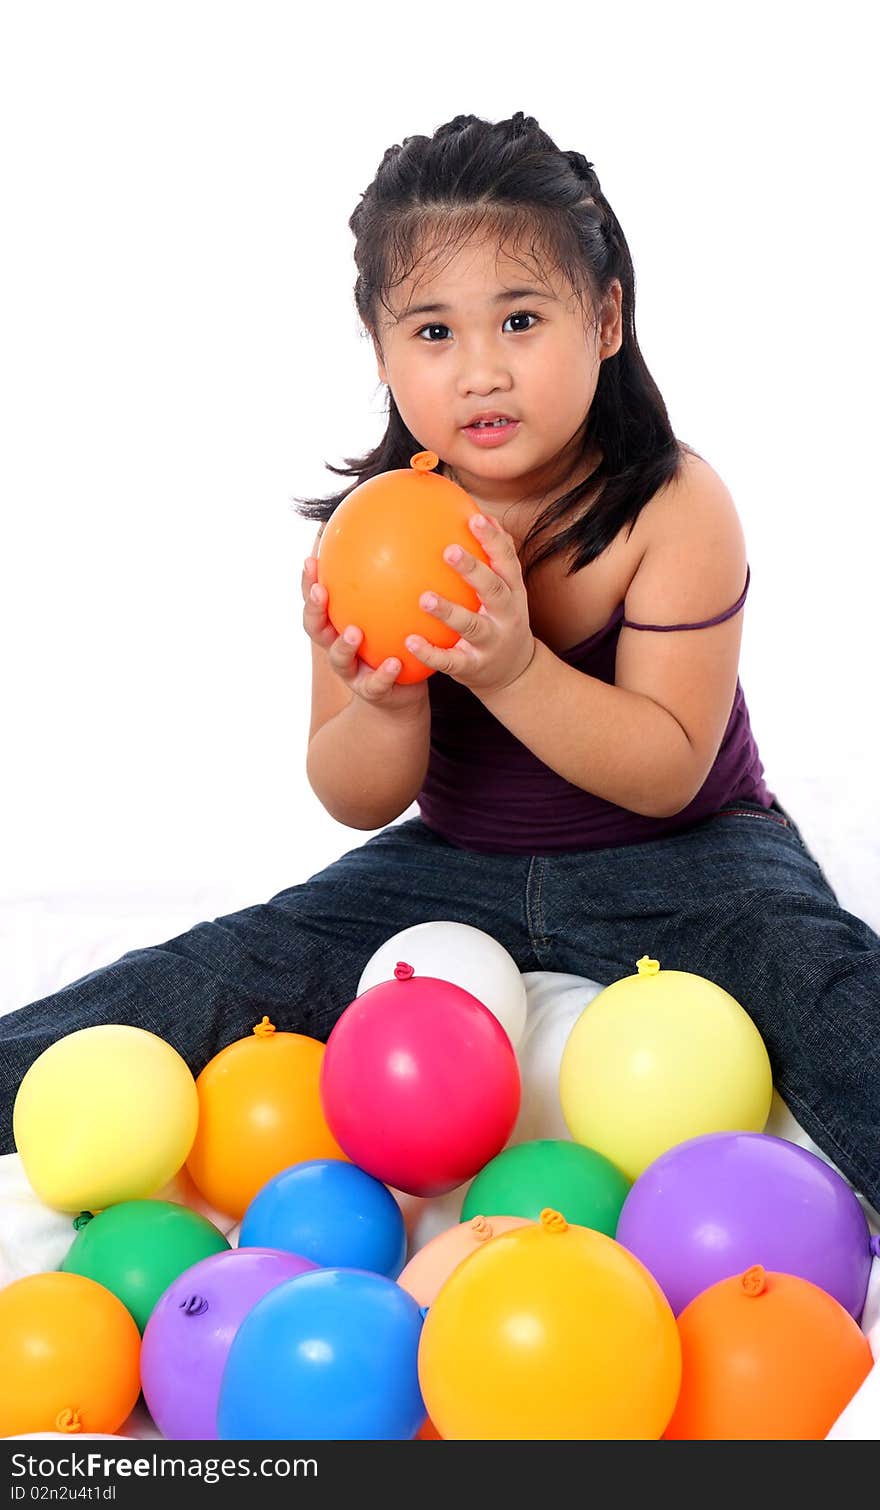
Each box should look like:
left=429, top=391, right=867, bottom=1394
left=475, top=419, right=510, bottom=427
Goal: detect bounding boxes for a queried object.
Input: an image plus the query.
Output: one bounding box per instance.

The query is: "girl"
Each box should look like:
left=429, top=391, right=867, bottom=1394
left=2, top=112, right=878, bottom=1213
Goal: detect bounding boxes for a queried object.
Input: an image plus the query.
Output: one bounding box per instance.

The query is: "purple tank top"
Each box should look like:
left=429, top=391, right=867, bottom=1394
left=416, top=566, right=774, bottom=854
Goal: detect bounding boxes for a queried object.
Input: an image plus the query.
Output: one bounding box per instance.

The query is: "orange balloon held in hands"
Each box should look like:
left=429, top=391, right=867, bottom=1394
left=316, top=451, right=491, bottom=684
left=185, top=1017, right=348, bottom=1220
left=665, top=1265, right=874, bottom=1440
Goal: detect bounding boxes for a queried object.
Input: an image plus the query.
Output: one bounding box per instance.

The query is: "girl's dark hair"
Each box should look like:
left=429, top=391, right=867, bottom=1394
left=293, top=111, right=700, bottom=580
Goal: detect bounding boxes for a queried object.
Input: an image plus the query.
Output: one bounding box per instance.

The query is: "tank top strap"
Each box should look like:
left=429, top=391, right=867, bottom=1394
left=622, top=564, right=751, bottom=633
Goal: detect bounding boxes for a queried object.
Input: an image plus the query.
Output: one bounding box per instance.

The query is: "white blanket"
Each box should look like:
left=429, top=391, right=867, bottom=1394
left=1, top=967, right=878, bottom=1440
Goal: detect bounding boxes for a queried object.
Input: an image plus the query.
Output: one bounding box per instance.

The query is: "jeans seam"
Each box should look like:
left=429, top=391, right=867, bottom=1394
left=525, top=856, right=549, bottom=957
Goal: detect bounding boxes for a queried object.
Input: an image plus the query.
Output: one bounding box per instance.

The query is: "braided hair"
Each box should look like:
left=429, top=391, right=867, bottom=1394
left=294, top=111, right=699, bottom=580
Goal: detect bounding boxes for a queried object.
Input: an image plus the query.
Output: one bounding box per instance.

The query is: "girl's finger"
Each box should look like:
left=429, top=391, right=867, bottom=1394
left=362, top=657, right=402, bottom=694
left=419, top=591, right=485, bottom=642
left=302, top=573, right=323, bottom=609
left=467, top=515, right=521, bottom=590
left=445, top=545, right=507, bottom=607
left=405, top=634, right=461, bottom=676
left=328, top=625, right=363, bottom=673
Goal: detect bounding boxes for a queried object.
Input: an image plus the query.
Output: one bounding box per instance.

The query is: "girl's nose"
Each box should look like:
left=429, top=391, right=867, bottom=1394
left=456, top=359, right=513, bottom=396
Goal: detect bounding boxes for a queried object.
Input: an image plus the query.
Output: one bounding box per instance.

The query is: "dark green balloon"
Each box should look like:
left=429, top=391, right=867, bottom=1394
left=61, top=1199, right=230, bottom=1332
left=460, top=1139, right=630, bottom=1235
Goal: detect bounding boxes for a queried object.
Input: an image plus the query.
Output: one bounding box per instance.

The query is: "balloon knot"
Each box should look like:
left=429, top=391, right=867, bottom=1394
left=741, top=1264, right=767, bottom=1296
left=540, top=1208, right=568, bottom=1234
left=635, top=955, right=660, bottom=977
left=179, top=1293, right=209, bottom=1316
left=870, top=1235, right=880, bottom=1259
left=470, top=1215, right=493, bottom=1242
left=252, top=1016, right=276, bottom=1039
left=418, top=1305, right=430, bottom=1322
left=72, top=1211, right=94, bottom=1231
left=393, top=962, right=415, bottom=981
left=410, top=450, right=439, bottom=472
left=55, top=1409, right=82, bottom=1434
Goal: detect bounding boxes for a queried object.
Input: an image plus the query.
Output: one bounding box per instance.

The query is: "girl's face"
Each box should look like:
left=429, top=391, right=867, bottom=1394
left=372, top=234, right=622, bottom=514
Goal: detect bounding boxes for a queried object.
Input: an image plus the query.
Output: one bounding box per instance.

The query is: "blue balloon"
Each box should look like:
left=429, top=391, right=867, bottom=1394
left=238, top=1159, right=406, bottom=1278
left=217, top=1267, right=426, bottom=1440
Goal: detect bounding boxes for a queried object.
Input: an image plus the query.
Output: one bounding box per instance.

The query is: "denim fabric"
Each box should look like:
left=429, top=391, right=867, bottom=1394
left=2, top=799, right=878, bottom=1209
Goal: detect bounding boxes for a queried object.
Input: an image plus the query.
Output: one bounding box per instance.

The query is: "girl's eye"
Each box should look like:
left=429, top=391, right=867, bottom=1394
left=415, top=311, right=541, bottom=342
left=503, top=311, right=541, bottom=334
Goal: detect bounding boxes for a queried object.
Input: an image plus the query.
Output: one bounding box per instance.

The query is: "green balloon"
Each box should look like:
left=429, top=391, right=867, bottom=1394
left=61, top=1199, right=230, bottom=1332
left=460, top=1139, right=630, bottom=1235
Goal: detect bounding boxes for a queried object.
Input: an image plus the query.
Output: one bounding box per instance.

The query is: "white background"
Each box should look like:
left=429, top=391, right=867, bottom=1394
left=2, top=0, right=878, bottom=1007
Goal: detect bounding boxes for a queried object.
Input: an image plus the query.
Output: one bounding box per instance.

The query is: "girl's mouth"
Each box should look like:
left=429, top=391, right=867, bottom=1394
left=462, top=419, right=521, bottom=448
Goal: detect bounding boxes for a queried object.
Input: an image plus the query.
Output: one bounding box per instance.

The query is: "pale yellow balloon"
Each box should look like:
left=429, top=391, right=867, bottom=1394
left=558, top=956, right=772, bottom=1181
left=398, top=1214, right=533, bottom=1308
left=13, top=1025, right=199, bottom=1211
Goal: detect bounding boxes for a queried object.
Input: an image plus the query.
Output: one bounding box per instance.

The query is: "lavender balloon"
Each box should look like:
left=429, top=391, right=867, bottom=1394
left=141, top=1247, right=318, bottom=1438
left=616, top=1131, right=877, bottom=1319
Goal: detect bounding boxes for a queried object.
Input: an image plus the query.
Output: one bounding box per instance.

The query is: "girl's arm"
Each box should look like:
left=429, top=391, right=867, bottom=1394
left=303, top=546, right=432, bottom=831
left=477, top=465, right=748, bottom=818
left=306, top=631, right=432, bottom=829
left=307, top=691, right=432, bottom=829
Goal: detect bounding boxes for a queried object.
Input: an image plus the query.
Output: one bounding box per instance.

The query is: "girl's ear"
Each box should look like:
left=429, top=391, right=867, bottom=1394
left=600, top=279, right=624, bottom=357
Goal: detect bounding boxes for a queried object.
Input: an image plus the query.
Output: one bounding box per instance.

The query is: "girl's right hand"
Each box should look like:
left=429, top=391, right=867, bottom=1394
left=301, top=529, right=429, bottom=715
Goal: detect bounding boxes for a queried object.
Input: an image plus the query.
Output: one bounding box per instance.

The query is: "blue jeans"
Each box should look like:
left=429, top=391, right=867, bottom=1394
left=2, top=799, right=878, bottom=1209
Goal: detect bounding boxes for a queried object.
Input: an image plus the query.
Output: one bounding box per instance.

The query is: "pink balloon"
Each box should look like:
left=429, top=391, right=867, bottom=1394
left=320, top=963, right=521, bottom=1198
left=398, top=1215, right=533, bottom=1307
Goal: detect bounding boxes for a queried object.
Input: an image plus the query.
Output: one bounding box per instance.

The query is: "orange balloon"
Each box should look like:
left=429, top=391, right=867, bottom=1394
left=398, top=1214, right=533, bottom=1308
left=416, top=1416, right=443, bottom=1440
left=316, top=450, right=491, bottom=684
left=0, top=1272, right=141, bottom=1438
left=185, top=1017, right=349, bottom=1220
left=665, top=1265, right=873, bottom=1439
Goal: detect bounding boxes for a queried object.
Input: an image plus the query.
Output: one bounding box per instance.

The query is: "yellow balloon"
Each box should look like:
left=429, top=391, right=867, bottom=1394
left=418, top=1209, right=681, bottom=1439
left=559, top=956, right=772, bottom=1181
left=13, top=1025, right=199, bottom=1211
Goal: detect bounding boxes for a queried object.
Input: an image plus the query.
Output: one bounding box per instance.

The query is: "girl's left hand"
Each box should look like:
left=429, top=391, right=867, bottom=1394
left=405, top=514, right=537, bottom=696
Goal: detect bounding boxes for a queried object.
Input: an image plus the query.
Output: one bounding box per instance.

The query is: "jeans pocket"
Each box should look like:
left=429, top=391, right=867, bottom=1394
left=712, top=800, right=831, bottom=877
left=712, top=800, right=792, bottom=831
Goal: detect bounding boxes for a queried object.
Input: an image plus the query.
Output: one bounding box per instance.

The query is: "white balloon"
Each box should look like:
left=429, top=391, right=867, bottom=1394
left=508, top=972, right=604, bottom=1145
left=357, top=921, right=528, bottom=1047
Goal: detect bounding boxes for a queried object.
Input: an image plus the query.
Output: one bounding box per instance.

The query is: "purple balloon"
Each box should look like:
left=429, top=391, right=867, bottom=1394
left=141, top=1247, right=318, bottom=1438
left=616, top=1131, right=875, bottom=1319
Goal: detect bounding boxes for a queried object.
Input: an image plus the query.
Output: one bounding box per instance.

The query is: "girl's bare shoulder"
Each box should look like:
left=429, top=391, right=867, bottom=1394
left=624, top=451, right=747, bottom=623
left=637, top=450, right=744, bottom=543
